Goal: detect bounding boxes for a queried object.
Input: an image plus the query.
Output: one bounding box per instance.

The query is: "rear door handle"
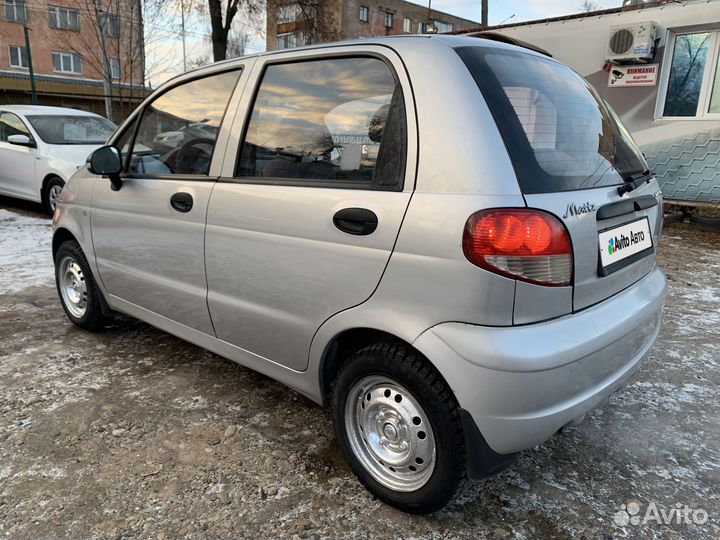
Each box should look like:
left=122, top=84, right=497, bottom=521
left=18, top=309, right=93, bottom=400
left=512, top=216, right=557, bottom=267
left=170, top=192, right=193, bottom=213
left=333, top=207, right=378, bottom=235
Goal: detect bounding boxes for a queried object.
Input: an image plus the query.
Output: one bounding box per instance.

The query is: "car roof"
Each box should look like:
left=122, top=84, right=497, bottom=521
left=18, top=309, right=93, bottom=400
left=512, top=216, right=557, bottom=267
left=0, top=105, right=103, bottom=117
left=175, top=34, right=549, bottom=81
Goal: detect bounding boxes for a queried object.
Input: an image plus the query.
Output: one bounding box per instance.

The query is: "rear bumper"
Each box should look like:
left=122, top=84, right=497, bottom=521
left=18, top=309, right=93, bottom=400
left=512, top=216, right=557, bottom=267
left=413, top=266, right=666, bottom=457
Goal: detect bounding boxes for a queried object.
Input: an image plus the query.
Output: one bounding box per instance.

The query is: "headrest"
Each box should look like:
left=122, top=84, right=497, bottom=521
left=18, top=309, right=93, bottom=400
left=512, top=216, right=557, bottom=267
left=368, top=104, right=390, bottom=143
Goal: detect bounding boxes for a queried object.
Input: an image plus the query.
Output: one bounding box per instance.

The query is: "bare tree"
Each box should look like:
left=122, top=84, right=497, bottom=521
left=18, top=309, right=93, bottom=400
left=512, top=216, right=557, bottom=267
left=580, top=0, right=600, bottom=11
left=49, top=0, right=128, bottom=119
left=143, top=0, right=183, bottom=84
left=50, top=0, right=174, bottom=120
left=203, top=0, right=262, bottom=61
left=188, top=28, right=250, bottom=70
left=268, top=0, right=340, bottom=47
left=295, top=0, right=341, bottom=45
left=227, top=29, right=250, bottom=57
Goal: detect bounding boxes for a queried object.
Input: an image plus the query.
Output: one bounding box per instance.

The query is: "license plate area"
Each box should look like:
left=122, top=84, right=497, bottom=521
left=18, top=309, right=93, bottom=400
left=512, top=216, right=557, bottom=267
left=598, top=217, right=654, bottom=276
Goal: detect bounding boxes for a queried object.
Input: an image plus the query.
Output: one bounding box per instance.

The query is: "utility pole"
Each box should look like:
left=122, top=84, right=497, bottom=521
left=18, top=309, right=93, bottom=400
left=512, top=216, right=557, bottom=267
left=94, top=0, right=114, bottom=121
left=23, top=25, right=38, bottom=105
left=424, top=0, right=437, bottom=33
left=481, top=0, right=488, bottom=28
left=180, top=0, right=187, bottom=71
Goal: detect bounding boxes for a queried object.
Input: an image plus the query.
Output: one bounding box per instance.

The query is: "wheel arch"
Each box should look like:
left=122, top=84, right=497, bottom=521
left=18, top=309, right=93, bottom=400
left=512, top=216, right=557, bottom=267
left=52, top=227, right=78, bottom=260
left=53, top=226, right=114, bottom=318
left=318, top=327, right=417, bottom=407
left=316, top=323, right=518, bottom=480
left=41, top=172, right=65, bottom=195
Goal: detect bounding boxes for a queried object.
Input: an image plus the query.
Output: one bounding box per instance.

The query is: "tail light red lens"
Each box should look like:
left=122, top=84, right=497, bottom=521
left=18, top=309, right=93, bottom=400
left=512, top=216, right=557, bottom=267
left=463, top=209, right=573, bottom=286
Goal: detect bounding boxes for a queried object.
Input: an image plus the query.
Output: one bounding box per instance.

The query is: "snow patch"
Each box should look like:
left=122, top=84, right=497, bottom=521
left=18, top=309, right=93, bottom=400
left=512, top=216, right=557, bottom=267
left=0, top=209, right=54, bottom=293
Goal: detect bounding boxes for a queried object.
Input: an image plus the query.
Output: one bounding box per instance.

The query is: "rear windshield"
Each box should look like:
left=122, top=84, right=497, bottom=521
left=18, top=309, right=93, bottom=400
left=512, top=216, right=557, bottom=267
left=455, top=46, right=649, bottom=194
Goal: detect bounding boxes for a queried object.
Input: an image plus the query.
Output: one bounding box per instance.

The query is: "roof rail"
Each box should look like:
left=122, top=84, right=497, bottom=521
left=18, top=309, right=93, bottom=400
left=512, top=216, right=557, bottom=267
left=464, top=31, right=553, bottom=58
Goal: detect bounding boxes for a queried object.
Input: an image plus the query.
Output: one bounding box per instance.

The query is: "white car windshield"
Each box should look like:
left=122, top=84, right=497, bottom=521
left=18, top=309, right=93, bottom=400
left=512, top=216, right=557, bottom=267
left=26, top=115, right=117, bottom=145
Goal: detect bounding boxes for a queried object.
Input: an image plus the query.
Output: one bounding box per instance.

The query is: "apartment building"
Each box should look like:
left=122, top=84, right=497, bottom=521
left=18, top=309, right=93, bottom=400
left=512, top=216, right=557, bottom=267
left=1, top=0, right=146, bottom=120
left=267, top=0, right=478, bottom=51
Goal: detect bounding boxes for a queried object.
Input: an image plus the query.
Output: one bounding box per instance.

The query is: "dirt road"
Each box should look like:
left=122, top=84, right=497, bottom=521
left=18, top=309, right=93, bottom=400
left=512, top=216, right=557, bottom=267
left=1, top=197, right=718, bottom=539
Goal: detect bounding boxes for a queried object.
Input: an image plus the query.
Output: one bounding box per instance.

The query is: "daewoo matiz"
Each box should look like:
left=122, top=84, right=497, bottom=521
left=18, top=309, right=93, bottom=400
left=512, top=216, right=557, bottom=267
left=52, top=34, right=667, bottom=513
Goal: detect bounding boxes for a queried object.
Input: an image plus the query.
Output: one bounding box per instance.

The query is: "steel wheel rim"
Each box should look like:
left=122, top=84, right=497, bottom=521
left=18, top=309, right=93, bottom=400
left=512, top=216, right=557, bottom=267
left=345, top=375, right=436, bottom=492
left=58, top=256, right=88, bottom=318
left=48, top=184, right=63, bottom=211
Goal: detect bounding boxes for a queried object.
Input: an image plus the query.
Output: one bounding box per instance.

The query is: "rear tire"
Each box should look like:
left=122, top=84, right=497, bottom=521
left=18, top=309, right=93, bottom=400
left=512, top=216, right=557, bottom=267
left=331, top=342, right=466, bottom=514
left=55, top=240, right=113, bottom=331
left=42, top=176, right=65, bottom=215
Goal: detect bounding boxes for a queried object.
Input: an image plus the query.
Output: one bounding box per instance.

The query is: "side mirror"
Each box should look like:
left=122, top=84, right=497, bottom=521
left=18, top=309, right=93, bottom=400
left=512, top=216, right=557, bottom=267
left=88, top=145, right=123, bottom=191
left=7, top=134, right=36, bottom=148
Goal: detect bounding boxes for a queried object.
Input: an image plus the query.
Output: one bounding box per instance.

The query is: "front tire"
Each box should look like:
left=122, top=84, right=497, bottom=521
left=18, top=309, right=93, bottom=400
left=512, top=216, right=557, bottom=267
left=42, top=176, right=65, bottom=215
left=55, top=241, right=112, bottom=331
left=332, top=342, right=466, bottom=514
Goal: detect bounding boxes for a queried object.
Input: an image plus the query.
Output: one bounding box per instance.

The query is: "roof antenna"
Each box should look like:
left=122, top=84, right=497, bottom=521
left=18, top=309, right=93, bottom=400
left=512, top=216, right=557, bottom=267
left=499, top=14, right=515, bottom=25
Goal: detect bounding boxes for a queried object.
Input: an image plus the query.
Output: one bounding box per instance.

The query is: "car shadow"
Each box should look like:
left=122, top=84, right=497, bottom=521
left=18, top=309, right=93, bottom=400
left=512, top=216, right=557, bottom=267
left=0, top=195, right=47, bottom=219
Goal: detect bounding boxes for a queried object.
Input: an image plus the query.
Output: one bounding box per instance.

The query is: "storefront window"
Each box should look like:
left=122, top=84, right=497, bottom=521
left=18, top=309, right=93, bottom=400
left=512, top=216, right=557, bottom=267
left=663, top=33, right=710, bottom=117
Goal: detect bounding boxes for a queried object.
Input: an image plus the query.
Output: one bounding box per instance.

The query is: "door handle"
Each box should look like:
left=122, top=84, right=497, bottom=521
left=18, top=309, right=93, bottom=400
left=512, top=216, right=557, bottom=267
left=333, top=207, right=378, bottom=235
left=170, top=192, right=193, bottom=213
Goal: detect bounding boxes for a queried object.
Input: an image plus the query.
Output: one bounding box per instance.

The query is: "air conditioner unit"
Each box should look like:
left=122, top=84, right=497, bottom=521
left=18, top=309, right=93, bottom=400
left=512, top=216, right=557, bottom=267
left=607, top=21, right=657, bottom=62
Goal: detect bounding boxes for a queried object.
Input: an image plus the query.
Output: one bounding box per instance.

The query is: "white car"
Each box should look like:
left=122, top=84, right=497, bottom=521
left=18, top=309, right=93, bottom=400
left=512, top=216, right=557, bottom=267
left=0, top=105, right=116, bottom=214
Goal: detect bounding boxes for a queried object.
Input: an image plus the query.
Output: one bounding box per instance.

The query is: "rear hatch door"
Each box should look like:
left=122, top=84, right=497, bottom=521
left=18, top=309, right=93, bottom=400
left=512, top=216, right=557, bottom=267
left=525, top=182, right=661, bottom=310
left=455, top=44, right=662, bottom=311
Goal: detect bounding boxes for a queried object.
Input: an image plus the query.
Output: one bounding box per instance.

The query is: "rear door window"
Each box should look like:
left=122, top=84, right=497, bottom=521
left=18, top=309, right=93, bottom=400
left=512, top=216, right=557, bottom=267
left=455, top=46, right=648, bottom=194
left=236, top=56, right=407, bottom=191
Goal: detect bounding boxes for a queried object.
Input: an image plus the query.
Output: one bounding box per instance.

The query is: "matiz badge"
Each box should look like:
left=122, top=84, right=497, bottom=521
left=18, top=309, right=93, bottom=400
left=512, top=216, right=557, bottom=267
left=563, top=201, right=596, bottom=219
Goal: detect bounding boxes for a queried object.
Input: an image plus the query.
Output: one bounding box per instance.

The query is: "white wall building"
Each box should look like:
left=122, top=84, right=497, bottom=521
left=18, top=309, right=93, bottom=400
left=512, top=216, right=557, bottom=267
left=459, top=0, right=720, bottom=204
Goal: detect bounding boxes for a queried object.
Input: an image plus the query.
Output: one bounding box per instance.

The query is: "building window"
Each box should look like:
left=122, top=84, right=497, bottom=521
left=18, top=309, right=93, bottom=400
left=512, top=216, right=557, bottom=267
left=277, top=32, right=301, bottom=49
left=658, top=30, right=720, bottom=119
left=384, top=12, right=393, bottom=28
left=100, top=13, right=119, bottom=37
left=110, top=57, right=120, bottom=79
left=48, top=6, right=80, bottom=31
left=8, top=45, right=28, bottom=68
left=403, top=17, right=411, bottom=33
left=422, top=20, right=453, bottom=33
left=276, top=4, right=302, bottom=24
left=4, top=0, right=26, bottom=22
left=52, top=51, right=82, bottom=74
left=359, top=5, right=368, bottom=22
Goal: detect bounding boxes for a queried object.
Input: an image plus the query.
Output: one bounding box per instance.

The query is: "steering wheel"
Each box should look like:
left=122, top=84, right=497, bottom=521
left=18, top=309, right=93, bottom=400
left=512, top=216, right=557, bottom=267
left=171, top=137, right=215, bottom=174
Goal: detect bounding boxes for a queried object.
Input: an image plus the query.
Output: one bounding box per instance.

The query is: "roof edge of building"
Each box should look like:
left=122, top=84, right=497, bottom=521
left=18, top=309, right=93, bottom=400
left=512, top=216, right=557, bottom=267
left=397, top=0, right=479, bottom=25
left=0, top=70, right=148, bottom=91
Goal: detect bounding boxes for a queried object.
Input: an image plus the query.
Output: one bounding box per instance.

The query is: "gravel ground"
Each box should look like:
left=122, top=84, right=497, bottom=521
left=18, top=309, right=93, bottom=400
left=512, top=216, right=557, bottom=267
left=0, top=196, right=718, bottom=540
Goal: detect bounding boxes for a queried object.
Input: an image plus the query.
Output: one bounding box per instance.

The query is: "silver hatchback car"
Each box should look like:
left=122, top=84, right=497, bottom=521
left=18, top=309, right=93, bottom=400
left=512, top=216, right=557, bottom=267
left=53, top=35, right=667, bottom=513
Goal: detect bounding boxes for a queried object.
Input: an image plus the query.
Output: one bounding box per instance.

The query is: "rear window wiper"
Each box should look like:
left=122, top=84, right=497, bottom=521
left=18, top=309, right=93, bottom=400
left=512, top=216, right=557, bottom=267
left=617, top=170, right=653, bottom=196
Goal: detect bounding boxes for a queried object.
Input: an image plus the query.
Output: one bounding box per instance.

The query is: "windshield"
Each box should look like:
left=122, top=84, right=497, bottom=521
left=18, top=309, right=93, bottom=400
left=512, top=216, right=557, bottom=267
left=26, top=115, right=116, bottom=145
left=455, top=46, right=649, bottom=193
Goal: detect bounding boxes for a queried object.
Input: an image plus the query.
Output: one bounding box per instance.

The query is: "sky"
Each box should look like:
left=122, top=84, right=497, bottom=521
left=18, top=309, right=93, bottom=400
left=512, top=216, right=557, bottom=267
left=431, top=0, right=621, bottom=26
left=147, top=0, right=624, bottom=86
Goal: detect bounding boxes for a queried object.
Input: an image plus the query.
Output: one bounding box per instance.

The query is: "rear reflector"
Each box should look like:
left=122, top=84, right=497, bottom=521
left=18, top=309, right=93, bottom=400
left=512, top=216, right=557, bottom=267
left=463, top=209, right=573, bottom=286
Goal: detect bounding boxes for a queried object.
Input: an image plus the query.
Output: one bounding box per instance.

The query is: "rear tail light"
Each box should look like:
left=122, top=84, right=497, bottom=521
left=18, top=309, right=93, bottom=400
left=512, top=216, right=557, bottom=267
left=463, top=209, right=573, bottom=286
